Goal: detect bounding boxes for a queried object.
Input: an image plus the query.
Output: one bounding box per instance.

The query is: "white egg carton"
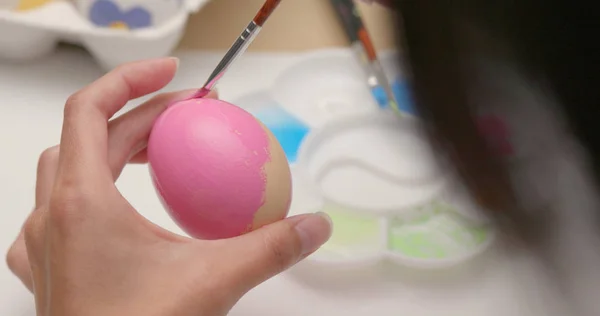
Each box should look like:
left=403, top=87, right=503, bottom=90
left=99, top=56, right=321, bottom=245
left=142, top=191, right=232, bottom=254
left=233, top=49, right=497, bottom=271
left=0, top=0, right=210, bottom=70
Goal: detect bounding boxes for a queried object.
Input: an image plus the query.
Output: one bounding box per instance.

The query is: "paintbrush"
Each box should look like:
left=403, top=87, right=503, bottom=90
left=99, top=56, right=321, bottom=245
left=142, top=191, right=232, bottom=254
left=329, top=0, right=400, bottom=114
left=329, top=0, right=375, bottom=75
left=189, top=0, right=283, bottom=99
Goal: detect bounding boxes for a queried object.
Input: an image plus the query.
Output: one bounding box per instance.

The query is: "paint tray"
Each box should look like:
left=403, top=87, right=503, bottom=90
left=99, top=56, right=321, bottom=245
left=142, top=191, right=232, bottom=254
left=233, top=49, right=495, bottom=270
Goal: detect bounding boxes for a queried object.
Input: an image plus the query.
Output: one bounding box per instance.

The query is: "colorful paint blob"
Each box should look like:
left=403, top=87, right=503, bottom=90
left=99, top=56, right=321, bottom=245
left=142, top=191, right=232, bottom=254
left=88, top=0, right=151, bottom=29
left=388, top=202, right=491, bottom=260
left=370, top=77, right=416, bottom=115
left=148, top=98, right=292, bottom=240
left=250, top=105, right=310, bottom=163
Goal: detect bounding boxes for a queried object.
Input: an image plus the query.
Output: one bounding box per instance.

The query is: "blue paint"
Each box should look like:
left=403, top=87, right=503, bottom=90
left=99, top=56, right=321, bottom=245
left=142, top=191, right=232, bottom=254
left=392, top=79, right=417, bottom=115
left=370, top=78, right=417, bottom=115
left=371, top=86, right=389, bottom=108
left=250, top=105, right=310, bottom=163
left=89, top=0, right=152, bottom=29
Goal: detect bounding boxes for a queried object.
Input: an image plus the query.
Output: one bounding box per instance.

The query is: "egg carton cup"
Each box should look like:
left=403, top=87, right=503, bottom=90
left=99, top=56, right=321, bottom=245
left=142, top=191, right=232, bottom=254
left=0, top=0, right=210, bottom=70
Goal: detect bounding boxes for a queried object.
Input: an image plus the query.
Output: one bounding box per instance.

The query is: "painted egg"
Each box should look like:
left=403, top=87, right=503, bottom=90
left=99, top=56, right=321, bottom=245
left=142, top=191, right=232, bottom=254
left=76, top=0, right=183, bottom=30
left=147, top=98, right=292, bottom=240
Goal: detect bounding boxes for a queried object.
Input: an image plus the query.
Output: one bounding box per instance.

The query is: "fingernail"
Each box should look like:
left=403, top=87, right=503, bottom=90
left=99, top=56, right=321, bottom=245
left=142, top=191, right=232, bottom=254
left=169, top=57, right=180, bottom=70
left=207, top=88, right=219, bottom=98
left=292, top=212, right=333, bottom=255
left=177, top=89, right=198, bottom=98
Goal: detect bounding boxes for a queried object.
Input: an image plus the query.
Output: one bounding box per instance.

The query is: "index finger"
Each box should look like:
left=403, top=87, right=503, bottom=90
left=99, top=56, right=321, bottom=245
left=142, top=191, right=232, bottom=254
left=56, top=57, right=179, bottom=184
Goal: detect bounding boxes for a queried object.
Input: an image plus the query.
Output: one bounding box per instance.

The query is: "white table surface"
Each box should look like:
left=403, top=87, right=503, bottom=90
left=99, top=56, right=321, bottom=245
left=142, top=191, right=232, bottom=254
left=0, top=46, right=566, bottom=316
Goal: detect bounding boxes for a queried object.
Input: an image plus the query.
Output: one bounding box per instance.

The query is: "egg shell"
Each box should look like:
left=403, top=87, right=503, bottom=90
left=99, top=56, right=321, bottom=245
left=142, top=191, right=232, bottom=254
left=148, top=98, right=292, bottom=240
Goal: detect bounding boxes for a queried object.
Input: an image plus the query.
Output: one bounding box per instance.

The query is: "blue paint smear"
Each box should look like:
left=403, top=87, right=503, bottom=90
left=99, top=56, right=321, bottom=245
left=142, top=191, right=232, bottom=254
left=250, top=105, right=310, bottom=163
left=371, top=78, right=417, bottom=115
left=371, top=86, right=389, bottom=107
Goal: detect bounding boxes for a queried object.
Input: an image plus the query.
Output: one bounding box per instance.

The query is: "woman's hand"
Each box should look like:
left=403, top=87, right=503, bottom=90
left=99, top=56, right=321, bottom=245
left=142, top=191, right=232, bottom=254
left=6, top=57, right=332, bottom=316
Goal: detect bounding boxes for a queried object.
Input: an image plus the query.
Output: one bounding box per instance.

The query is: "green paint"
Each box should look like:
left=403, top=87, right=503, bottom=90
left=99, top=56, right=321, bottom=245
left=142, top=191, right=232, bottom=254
left=320, top=203, right=382, bottom=254
left=388, top=202, right=491, bottom=260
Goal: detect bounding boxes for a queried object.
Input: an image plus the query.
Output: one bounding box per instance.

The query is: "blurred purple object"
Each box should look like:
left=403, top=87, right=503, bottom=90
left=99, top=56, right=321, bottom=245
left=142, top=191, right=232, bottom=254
left=89, top=0, right=152, bottom=29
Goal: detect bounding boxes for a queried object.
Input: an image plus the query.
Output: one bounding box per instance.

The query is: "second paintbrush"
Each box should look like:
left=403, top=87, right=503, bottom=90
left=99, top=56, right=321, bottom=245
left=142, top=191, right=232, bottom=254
left=190, top=0, right=283, bottom=99
left=329, top=0, right=400, bottom=114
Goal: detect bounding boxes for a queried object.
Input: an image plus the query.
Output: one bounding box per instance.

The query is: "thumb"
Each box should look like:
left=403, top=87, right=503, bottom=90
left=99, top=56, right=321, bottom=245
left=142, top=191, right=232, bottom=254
left=217, top=212, right=332, bottom=294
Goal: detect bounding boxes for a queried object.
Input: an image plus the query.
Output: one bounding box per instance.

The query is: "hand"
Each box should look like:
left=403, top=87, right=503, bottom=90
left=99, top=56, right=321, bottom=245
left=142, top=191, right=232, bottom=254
left=6, top=58, right=332, bottom=316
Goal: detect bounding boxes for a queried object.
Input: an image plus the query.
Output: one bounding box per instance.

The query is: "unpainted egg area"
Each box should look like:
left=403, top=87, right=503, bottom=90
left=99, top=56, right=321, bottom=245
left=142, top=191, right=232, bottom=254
left=147, top=98, right=292, bottom=240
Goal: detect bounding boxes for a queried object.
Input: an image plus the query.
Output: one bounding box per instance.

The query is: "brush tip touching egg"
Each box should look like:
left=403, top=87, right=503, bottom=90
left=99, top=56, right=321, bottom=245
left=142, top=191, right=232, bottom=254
left=148, top=98, right=292, bottom=240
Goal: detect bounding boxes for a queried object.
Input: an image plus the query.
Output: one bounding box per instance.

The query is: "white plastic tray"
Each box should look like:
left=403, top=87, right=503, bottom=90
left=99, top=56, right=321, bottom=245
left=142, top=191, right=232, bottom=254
left=294, top=113, right=495, bottom=270
left=0, top=0, right=209, bottom=70
left=233, top=50, right=495, bottom=271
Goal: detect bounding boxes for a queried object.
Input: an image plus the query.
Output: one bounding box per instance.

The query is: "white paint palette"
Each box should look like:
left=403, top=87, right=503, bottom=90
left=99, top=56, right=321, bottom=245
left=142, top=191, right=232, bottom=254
left=0, top=0, right=209, bottom=70
left=233, top=50, right=494, bottom=268
left=294, top=113, right=495, bottom=269
left=233, top=50, right=496, bottom=270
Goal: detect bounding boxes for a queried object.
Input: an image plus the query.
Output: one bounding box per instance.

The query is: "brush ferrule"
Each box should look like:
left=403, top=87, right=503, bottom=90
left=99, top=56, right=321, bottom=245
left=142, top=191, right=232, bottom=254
left=202, top=21, right=262, bottom=91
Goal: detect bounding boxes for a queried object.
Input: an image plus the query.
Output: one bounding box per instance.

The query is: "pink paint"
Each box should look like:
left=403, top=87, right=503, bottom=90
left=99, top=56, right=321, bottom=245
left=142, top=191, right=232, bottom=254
left=187, top=87, right=211, bottom=100
left=148, top=98, right=272, bottom=239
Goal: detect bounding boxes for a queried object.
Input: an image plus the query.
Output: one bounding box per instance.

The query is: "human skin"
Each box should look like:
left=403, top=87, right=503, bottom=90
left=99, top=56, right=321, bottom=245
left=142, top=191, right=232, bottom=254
left=5, top=57, right=332, bottom=316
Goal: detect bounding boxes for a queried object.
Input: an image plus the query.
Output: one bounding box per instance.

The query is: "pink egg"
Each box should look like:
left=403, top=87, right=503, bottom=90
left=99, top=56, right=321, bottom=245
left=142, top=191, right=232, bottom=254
left=147, top=98, right=292, bottom=240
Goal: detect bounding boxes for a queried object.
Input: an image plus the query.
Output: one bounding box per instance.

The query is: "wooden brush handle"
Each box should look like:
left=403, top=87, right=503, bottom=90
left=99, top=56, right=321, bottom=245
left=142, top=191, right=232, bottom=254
left=253, top=0, right=282, bottom=26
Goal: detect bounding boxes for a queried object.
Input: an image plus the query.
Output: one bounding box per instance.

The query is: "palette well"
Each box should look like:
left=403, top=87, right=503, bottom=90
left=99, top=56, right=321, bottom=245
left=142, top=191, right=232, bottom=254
left=233, top=50, right=416, bottom=164
left=386, top=201, right=494, bottom=268
left=291, top=198, right=494, bottom=270
left=297, top=113, right=445, bottom=216
left=288, top=204, right=386, bottom=267
left=270, top=50, right=416, bottom=128
left=270, top=50, right=378, bottom=128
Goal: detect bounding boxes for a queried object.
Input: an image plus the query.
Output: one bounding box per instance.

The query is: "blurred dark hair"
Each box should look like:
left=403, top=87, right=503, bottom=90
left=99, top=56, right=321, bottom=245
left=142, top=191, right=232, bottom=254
left=391, top=1, right=600, bottom=245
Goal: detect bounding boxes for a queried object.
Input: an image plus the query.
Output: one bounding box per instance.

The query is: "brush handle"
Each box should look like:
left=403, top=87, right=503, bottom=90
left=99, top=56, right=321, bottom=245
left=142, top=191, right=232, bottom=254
left=330, top=0, right=362, bottom=42
left=200, top=21, right=261, bottom=93
left=329, top=0, right=377, bottom=61
left=253, top=0, right=282, bottom=26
